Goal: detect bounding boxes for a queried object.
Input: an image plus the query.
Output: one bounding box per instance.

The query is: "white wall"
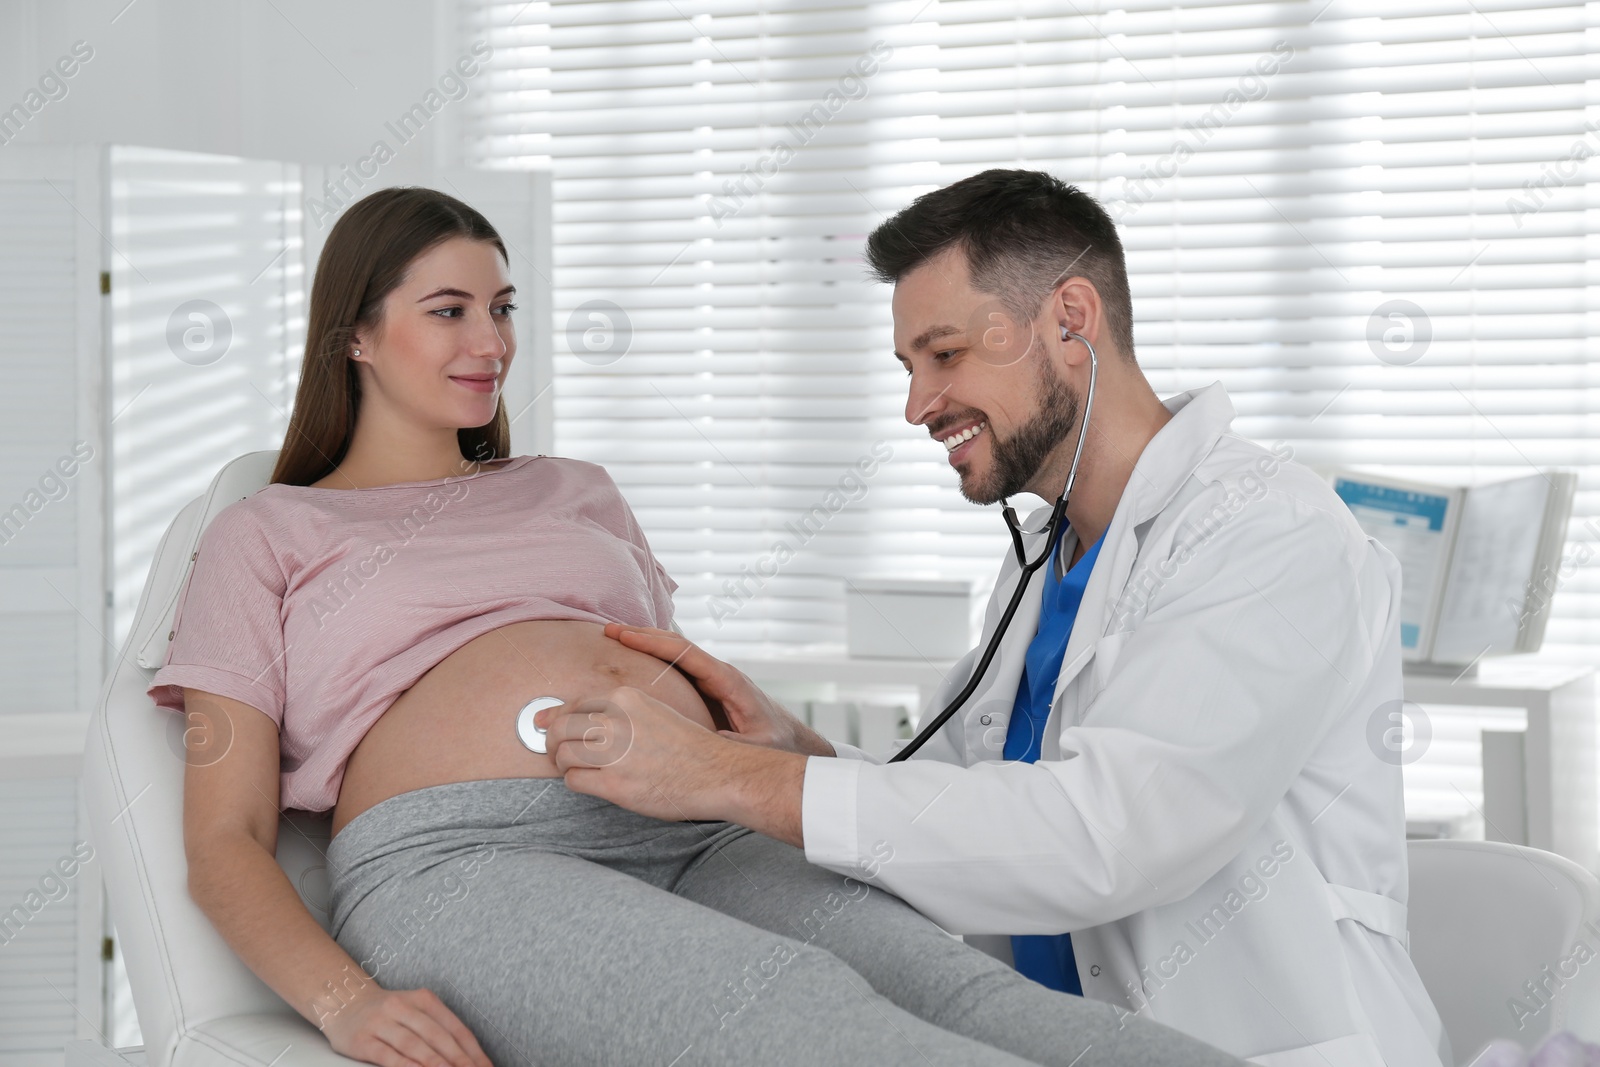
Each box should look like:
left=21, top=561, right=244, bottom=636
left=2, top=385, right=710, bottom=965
left=0, top=0, right=468, bottom=178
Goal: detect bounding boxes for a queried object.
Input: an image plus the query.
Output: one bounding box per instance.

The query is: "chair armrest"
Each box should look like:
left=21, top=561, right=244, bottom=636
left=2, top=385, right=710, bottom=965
left=172, top=1013, right=364, bottom=1067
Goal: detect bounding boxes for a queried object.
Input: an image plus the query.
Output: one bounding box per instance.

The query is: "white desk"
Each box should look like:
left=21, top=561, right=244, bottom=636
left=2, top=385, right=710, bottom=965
left=1404, top=661, right=1598, bottom=874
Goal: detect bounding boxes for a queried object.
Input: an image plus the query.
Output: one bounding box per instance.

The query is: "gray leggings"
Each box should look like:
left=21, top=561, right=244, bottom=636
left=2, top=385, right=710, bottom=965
left=325, top=777, right=1240, bottom=1067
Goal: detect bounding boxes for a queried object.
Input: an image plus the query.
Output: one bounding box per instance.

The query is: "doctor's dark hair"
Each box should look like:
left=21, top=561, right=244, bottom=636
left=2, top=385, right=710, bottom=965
left=270, top=187, right=512, bottom=487
left=863, top=169, right=1136, bottom=361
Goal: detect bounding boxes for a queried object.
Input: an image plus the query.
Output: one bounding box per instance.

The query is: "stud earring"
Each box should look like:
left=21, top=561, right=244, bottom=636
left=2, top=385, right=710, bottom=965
left=353, top=349, right=361, bottom=356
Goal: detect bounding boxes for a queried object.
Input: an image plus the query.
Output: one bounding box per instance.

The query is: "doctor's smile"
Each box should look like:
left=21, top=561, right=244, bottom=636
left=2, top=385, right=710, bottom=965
left=136, top=167, right=1444, bottom=1067
left=935, top=418, right=986, bottom=460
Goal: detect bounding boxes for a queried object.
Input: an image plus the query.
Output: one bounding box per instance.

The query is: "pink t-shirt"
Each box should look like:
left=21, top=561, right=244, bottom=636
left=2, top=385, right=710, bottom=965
left=147, top=455, right=678, bottom=814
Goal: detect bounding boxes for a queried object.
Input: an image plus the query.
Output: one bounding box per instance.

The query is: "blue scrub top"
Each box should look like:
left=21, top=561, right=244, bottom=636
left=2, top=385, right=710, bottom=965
left=1003, top=523, right=1104, bottom=996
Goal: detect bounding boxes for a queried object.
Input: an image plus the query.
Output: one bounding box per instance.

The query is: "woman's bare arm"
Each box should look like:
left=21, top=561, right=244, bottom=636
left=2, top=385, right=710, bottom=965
left=181, top=688, right=492, bottom=1067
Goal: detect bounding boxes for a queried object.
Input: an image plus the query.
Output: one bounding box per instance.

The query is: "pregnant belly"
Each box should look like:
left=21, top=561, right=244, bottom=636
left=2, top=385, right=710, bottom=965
left=331, top=619, right=716, bottom=837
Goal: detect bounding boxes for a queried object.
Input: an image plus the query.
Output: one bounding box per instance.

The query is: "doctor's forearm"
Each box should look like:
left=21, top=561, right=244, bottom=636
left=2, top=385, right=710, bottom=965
left=717, top=744, right=808, bottom=849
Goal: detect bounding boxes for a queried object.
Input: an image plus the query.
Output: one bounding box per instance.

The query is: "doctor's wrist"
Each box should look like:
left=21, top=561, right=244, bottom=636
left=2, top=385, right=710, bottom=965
left=717, top=743, right=808, bottom=849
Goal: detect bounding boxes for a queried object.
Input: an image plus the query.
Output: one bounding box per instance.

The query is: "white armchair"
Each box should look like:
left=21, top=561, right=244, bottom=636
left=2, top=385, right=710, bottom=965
left=77, top=450, right=359, bottom=1067
left=1407, top=838, right=1600, bottom=1063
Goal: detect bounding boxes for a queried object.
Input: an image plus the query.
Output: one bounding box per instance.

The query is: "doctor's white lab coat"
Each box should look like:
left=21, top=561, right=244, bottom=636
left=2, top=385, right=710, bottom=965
left=802, top=382, right=1448, bottom=1067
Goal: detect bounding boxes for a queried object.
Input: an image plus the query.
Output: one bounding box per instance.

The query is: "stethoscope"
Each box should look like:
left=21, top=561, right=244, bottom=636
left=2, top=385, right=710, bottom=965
left=888, top=325, right=1098, bottom=763
left=517, top=696, right=561, bottom=753
left=513, top=326, right=1097, bottom=764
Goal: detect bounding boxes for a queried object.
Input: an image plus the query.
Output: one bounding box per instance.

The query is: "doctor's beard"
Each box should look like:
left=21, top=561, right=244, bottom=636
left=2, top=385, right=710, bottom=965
left=959, top=353, right=1081, bottom=506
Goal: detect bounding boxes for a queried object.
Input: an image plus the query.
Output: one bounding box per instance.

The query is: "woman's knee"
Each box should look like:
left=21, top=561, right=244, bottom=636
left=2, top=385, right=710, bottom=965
left=700, top=940, right=874, bottom=1040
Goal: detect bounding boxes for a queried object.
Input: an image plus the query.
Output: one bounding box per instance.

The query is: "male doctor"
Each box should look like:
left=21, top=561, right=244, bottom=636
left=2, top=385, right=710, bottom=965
left=537, top=169, right=1448, bottom=1067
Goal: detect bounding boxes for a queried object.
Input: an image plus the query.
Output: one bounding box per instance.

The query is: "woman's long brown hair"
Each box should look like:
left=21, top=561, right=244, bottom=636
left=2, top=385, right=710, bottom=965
left=271, top=187, right=512, bottom=486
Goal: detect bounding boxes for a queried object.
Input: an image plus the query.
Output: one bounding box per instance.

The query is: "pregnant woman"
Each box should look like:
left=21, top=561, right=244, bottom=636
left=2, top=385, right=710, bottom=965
left=148, top=187, right=1240, bottom=1067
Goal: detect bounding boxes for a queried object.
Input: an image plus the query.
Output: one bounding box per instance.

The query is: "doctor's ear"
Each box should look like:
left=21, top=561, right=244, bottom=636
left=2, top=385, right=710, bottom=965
left=1048, top=276, right=1104, bottom=343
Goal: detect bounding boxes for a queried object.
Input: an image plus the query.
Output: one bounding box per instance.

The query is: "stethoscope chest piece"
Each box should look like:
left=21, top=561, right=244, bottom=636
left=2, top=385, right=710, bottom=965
left=516, top=696, right=565, bottom=754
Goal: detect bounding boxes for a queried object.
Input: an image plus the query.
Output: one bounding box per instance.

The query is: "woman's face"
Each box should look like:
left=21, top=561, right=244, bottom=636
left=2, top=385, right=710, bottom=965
left=352, top=236, right=517, bottom=433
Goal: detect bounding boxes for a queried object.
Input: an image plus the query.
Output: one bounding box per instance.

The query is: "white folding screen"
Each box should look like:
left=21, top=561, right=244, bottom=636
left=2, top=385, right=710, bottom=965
left=0, top=143, right=108, bottom=1064
left=0, top=145, right=104, bottom=716
left=105, top=145, right=306, bottom=650
left=462, top=0, right=1600, bottom=667
left=0, top=777, right=96, bottom=1066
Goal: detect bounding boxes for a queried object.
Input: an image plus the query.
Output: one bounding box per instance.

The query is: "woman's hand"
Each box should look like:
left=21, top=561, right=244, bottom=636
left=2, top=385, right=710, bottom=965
left=321, top=985, right=494, bottom=1067
left=600, top=623, right=835, bottom=757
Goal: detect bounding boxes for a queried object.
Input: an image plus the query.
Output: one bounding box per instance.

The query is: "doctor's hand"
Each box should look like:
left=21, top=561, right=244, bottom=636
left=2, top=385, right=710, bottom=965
left=601, top=622, right=835, bottom=757
left=534, top=685, right=738, bottom=822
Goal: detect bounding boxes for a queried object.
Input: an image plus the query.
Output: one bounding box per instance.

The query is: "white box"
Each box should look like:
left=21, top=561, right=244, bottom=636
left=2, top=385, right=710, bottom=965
left=846, top=577, right=979, bottom=660
left=855, top=702, right=912, bottom=753
left=805, top=701, right=856, bottom=747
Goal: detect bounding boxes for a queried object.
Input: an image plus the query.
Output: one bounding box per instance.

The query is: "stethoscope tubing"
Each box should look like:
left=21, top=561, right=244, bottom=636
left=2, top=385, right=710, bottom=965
left=888, top=327, right=1098, bottom=763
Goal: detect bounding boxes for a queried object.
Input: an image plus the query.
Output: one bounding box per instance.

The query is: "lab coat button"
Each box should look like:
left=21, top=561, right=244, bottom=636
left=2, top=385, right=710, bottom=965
left=1090, top=965, right=1101, bottom=976
left=980, top=714, right=992, bottom=725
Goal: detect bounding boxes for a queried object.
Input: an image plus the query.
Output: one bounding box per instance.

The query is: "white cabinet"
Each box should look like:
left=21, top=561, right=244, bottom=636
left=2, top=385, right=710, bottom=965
left=1404, top=662, right=1598, bottom=874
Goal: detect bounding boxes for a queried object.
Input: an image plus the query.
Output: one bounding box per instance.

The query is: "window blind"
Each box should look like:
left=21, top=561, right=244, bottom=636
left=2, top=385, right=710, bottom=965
left=462, top=0, right=1600, bottom=665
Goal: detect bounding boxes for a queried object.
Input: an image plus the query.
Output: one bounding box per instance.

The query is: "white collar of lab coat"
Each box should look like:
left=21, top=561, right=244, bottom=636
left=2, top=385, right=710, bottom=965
left=1011, top=379, right=1239, bottom=751
left=1013, top=379, right=1237, bottom=546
